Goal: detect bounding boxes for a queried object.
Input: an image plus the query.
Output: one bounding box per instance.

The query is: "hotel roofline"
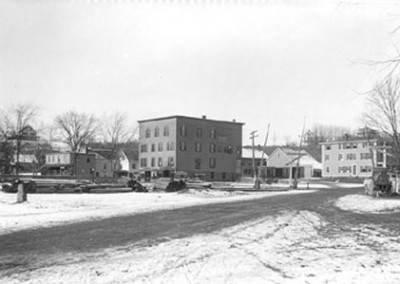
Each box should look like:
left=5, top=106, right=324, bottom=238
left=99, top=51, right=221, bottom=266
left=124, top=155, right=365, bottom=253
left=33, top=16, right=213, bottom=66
left=137, top=115, right=245, bottom=125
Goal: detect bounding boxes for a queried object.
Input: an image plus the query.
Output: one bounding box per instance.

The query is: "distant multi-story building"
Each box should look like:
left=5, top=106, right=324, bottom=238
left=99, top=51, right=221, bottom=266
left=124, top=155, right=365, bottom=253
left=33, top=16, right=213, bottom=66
left=138, top=115, right=244, bottom=181
left=321, top=139, right=387, bottom=178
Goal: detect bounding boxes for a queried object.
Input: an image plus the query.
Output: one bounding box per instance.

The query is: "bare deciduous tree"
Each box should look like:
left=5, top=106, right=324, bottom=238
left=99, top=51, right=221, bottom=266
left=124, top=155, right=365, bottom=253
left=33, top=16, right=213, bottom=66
left=309, top=124, right=353, bottom=142
left=363, top=76, right=400, bottom=167
left=55, top=110, right=97, bottom=176
left=101, top=111, right=137, bottom=176
left=0, top=104, right=38, bottom=176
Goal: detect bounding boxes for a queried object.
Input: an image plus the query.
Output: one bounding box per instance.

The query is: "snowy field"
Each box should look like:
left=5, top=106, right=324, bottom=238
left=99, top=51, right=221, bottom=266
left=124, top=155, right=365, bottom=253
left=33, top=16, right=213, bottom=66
left=4, top=184, right=399, bottom=284
left=2, top=209, right=400, bottom=284
left=1, top=180, right=348, bottom=236
left=0, top=188, right=314, bottom=235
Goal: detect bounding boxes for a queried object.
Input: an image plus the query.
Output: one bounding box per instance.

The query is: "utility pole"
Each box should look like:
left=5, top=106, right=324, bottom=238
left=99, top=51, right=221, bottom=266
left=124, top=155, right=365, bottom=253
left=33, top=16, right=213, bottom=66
left=293, top=116, right=306, bottom=189
left=250, top=130, right=258, bottom=184
left=255, top=124, right=270, bottom=189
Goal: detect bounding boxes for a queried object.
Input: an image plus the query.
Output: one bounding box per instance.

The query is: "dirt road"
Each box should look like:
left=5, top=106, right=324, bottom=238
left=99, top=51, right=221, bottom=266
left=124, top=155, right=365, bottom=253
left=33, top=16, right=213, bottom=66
left=2, top=186, right=399, bottom=274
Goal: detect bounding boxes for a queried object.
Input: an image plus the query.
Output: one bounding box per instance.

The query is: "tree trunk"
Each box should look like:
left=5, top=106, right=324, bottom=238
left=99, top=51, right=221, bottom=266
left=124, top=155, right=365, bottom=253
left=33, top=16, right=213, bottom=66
left=16, top=140, right=21, bottom=177
left=73, top=153, right=77, bottom=176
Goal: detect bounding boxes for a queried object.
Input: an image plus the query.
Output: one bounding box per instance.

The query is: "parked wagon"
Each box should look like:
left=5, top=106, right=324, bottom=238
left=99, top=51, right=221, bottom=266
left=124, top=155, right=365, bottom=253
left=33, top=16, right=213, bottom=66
left=364, top=167, right=393, bottom=197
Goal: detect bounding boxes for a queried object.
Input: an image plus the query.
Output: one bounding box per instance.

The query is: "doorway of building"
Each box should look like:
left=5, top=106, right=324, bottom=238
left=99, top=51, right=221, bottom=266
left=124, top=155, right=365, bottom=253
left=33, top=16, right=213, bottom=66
left=144, top=171, right=151, bottom=182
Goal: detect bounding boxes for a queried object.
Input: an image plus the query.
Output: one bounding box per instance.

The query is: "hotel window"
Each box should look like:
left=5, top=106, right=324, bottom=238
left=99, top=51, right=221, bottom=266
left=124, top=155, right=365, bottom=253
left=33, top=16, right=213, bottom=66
left=377, top=152, right=384, bottom=162
left=140, top=144, right=148, bottom=153
left=140, top=158, right=147, bottom=167
left=338, top=154, right=343, bottom=161
left=360, top=153, right=371, bottom=160
left=151, top=144, right=156, bottom=152
left=360, top=166, right=372, bottom=173
left=158, top=142, right=163, bottom=152
left=326, top=145, right=331, bottom=150
left=179, top=141, right=187, bottom=151
left=209, top=157, right=216, bottom=168
left=167, top=141, right=175, bottom=151
left=151, top=157, right=155, bottom=167
left=210, top=128, right=216, bottom=139
left=163, top=126, right=169, bottom=136
left=326, top=166, right=330, bottom=173
left=180, top=125, right=187, bottom=137
left=224, top=145, right=233, bottom=154
left=195, top=142, right=202, bottom=152
left=195, top=158, right=201, bottom=170
left=210, top=172, right=215, bottom=179
left=344, top=143, right=357, bottom=149
left=324, top=154, right=330, bottom=161
left=209, top=143, right=216, bottom=153
left=158, top=157, right=163, bottom=167
left=236, top=146, right=242, bottom=157
left=338, top=166, right=351, bottom=173
left=145, top=128, right=151, bottom=138
left=222, top=172, right=226, bottom=180
left=196, top=127, right=202, bottom=138
left=167, top=157, right=174, bottom=167
left=346, top=153, right=356, bottom=160
left=154, top=127, right=160, bottom=137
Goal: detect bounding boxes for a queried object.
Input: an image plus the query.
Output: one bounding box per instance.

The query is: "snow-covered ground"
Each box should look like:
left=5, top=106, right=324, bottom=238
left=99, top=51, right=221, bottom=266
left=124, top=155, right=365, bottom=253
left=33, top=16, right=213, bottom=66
left=0, top=188, right=314, bottom=235
left=336, top=194, right=400, bottom=213
left=0, top=181, right=361, bottom=236
left=3, top=184, right=400, bottom=284
left=2, top=209, right=399, bottom=284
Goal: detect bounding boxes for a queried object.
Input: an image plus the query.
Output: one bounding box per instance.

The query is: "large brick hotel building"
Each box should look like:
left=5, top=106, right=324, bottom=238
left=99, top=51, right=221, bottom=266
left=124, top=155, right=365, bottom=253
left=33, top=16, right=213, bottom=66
left=138, top=115, right=243, bottom=181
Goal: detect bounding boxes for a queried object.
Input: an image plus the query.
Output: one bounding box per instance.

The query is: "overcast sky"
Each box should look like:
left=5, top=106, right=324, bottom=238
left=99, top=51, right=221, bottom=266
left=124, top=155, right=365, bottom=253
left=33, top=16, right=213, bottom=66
left=1, top=0, right=399, bottom=144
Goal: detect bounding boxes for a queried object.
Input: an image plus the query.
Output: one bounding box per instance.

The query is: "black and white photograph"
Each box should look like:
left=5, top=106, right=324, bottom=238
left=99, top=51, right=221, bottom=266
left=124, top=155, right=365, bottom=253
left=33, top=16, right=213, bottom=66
left=1, top=0, right=400, bottom=283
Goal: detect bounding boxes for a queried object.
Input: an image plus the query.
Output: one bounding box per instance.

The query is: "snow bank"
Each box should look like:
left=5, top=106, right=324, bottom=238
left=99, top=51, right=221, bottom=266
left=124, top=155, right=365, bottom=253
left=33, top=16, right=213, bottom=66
left=336, top=194, right=400, bottom=213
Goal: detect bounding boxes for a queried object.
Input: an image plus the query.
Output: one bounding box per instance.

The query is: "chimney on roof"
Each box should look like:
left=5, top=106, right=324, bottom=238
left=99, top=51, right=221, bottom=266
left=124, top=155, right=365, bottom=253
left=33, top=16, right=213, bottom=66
left=202, top=115, right=207, bottom=119
left=233, top=119, right=236, bottom=122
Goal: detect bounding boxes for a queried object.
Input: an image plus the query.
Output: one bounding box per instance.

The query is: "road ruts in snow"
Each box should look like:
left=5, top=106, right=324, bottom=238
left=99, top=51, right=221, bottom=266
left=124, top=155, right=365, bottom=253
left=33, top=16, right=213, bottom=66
left=2, top=207, right=400, bottom=284
left=3, top=187, right=400, bottom=283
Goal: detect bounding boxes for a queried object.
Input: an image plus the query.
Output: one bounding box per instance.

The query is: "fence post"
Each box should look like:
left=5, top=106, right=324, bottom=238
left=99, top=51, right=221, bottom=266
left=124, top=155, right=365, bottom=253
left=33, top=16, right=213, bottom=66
left=16, top=180, right=27, bottom=203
